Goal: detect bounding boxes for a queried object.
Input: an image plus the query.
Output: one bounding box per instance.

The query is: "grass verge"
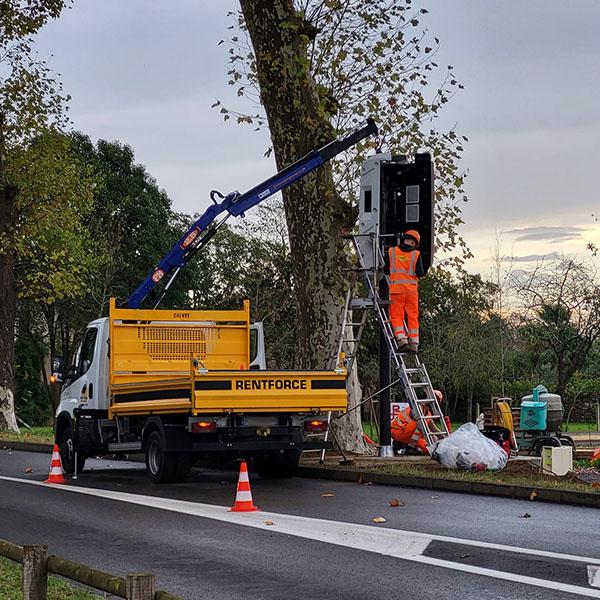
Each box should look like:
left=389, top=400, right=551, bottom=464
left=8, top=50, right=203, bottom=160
left=0, top=556, right=99, bottom=599
left=0, top=426, right=54, bottom=445
left=308, top=459, right=600, bottom=494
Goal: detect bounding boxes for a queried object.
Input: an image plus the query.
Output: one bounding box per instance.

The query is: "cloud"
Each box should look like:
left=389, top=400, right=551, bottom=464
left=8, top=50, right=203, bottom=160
left=505, top=226, right=585, bottom=243
left=501, top=252, right=561, bottom=263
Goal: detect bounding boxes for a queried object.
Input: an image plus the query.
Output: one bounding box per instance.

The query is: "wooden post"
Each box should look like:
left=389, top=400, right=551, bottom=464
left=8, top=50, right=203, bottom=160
left=126, top=573, right=155, bottom=600
left=22, top=544, right=48, bottom=600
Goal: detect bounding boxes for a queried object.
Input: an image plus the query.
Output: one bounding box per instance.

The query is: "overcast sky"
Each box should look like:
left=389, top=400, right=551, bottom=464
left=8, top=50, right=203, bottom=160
left=35, top=0, right=600, bottom=275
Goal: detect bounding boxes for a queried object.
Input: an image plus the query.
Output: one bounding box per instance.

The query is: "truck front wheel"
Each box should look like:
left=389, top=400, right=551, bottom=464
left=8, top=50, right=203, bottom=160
left=255, top=450, right=300, bottom=479
left=59, top=427, right=86, bottom=475
left=145, top=431, right=190, bottom=484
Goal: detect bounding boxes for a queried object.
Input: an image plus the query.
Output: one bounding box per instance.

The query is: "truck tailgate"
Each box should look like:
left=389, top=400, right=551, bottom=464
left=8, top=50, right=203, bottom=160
left=193, top=370, right=347, bottom=413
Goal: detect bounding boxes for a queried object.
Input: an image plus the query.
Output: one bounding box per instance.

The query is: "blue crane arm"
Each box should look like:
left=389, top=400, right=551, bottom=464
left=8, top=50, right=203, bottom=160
left=127, top=117, right=378, bottom=309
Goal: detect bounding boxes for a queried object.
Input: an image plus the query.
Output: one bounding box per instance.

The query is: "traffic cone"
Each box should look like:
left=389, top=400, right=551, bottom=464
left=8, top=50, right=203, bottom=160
left=44, top=444, right=67, bottom=484
left=229, top=461, right=258, bottom=512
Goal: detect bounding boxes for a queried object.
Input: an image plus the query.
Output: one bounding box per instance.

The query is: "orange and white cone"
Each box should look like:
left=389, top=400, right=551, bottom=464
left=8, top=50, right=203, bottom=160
left=44, top=444, right=67, bottom=484
left=229, top=461, right=258, bottom=512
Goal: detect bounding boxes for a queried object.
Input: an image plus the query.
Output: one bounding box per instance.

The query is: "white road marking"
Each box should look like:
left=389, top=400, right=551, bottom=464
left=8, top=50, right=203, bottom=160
left=590, top=566, right=600, bottom=588
left=2, top=475, right=600, bottom=597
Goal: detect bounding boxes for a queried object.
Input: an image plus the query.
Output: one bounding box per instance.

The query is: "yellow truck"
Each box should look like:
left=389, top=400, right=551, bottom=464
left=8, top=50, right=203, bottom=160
left=53, top=299, right=347, bottom=482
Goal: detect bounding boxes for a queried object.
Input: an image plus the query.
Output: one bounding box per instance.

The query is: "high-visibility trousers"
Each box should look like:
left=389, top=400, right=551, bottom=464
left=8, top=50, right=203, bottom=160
left=391, top=408, right=428, bottom=454
left=389, top=286, right=419, bottom=344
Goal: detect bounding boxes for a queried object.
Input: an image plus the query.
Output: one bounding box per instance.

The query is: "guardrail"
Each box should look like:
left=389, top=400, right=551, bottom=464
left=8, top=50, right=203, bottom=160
left=0, top=538, right=181, bottom=600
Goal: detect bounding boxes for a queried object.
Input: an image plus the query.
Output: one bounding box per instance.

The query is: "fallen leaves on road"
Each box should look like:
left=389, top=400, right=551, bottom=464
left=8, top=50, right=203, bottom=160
left=459, top=553, right=470, bottom=559
left=388, top=498, right=405, bottom=507
left=321, top=492, right=335, bottom=498
left=24, top=467, right=33, bottom=474
left=372, top=516, right=387, bottom=524
left=529, top=490, right=538, bottom=501
left=519, top=512, right=531, bottom=518
left=264, top=520, right=275, bottom=526
left=431, top=495, right=439, bottom=499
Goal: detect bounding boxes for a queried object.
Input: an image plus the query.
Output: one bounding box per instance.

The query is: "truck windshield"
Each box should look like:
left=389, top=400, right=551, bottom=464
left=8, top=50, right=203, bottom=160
left=78, top=328, right=98, bottom=377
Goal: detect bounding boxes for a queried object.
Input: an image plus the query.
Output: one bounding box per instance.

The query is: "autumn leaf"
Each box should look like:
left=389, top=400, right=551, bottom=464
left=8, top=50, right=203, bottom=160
left=321, top=492, right=335, bottom=498
left=519, top=513, right=531, bottom=519
left=372, top=516, right=387, bottom=524
left=388, top=498, right=405, bottom=507
left=264, top=520, right=274, bottom=526
left=529, top=490, right=538, bottom=501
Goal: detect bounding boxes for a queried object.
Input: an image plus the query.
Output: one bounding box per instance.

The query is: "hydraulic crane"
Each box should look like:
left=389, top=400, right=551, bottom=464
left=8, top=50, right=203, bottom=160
left=127, top=118, right=378, bottom=309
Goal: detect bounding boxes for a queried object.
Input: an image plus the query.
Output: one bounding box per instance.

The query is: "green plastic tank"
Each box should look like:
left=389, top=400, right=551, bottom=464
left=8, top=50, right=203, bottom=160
left=520, top=385, right=563, bottom=433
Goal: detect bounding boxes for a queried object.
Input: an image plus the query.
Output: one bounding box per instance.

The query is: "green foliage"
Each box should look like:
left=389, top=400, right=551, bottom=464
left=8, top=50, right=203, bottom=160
left=218, top=0, right=471, bottom=267
left=15, top=327, right=52, bottom=425
left=0, top=2, right=71, bottom=146
left=68, top=133, right=188, bottom=310
left=9, top=133, right=96, bottom=303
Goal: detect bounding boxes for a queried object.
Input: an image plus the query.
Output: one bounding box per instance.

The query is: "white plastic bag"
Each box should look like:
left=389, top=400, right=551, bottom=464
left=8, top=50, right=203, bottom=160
left=431, top=423, right=508, bottom=471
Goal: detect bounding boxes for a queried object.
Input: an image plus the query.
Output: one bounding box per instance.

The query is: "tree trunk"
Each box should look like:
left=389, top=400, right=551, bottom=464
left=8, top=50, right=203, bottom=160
left=0, top=184, right=19, bottom=432
left=0, top=108, right=19, bottom=432
left=240, top=0, right=368, bottom=453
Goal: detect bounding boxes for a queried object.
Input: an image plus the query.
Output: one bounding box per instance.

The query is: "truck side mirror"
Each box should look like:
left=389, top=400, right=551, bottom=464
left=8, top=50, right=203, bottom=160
left=52, top=356, right=64, bottom=374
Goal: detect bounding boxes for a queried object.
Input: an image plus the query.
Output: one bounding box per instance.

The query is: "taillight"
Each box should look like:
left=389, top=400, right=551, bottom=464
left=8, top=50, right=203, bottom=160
left=305, top=419, right=328, bottom=433
left=192, top=421, right=217, bottom=433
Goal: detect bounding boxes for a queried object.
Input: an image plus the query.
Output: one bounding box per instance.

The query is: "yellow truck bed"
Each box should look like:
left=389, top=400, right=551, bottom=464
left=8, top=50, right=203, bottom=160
left=108, top=299, right=347, bottom=418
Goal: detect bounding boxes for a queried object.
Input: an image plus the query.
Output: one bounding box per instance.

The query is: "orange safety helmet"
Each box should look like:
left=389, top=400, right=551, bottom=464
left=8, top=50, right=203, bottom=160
left=404, top=230, right=421, bottom=246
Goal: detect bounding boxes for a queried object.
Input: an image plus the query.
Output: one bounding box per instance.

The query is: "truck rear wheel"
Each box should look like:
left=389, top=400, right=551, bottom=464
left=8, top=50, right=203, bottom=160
left=59, top=427, right=86, bottom=475
left=145, top=431, right=190, bottom=484
left=255, top=450, right=300, bottom=479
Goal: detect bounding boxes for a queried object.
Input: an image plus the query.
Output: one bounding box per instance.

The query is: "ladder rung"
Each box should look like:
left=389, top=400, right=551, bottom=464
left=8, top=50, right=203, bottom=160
left=342, top=267, right=374, bottom=272
left=406, top=368, right=423, bottom=374
left=410, top=382, right=430, bottom=388
left=416, top=398, right=436, bottom=403
left=344, top=338, right=360, bottom=343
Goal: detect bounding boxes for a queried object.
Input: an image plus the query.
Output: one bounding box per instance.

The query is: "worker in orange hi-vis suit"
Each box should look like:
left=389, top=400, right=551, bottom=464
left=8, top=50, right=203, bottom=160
left=391, top=390, right=445, bottom=455
left=391, top=406, right=429, bottom=454
left=385, top=230, right=425, bottom=353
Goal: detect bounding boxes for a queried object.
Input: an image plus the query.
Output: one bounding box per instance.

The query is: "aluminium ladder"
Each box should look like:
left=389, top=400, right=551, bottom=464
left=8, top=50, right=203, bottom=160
left=339, top=233, right=450, bottom=450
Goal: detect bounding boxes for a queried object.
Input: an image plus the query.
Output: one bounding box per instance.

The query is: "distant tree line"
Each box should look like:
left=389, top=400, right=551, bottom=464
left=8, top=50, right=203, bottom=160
left=11, top=133, right=600, bottom=427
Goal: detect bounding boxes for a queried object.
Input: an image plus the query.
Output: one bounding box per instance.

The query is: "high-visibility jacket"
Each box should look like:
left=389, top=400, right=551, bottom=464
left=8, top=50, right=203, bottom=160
left=391, top=407, right=428, bottom=454
left=388, top=246, right=421, bottom=294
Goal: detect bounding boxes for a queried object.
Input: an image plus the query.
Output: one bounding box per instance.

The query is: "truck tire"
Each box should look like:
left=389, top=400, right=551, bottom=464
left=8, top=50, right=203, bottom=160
left=59, top=427, right=86, bottom=475
left=172, top=452, right=192, bottom=483
left=255, top=450, right=300, bottom=479
left=145, top=431, right=191, bottom=483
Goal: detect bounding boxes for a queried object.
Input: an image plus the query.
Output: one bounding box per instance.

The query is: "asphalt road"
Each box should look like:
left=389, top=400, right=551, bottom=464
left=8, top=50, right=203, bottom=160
left=1, top=448, right=599, bottom=600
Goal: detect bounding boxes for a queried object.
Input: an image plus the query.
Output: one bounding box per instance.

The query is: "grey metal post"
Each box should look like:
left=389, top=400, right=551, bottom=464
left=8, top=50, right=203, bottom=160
left=22, top=544, right=48, bottom=600
left=126, top=573, right=155, bottom=600
left=378, top=277, right=393, bottom=457
left=597, top=402, right=600, bottom=433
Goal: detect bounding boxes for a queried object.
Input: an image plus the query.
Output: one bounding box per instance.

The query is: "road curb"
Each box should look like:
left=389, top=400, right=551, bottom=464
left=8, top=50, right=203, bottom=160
left=1, top=440, right=53, bottom=454
left=298, top=466, right=600, bottom=509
